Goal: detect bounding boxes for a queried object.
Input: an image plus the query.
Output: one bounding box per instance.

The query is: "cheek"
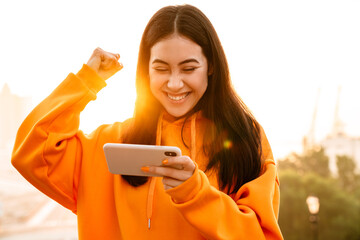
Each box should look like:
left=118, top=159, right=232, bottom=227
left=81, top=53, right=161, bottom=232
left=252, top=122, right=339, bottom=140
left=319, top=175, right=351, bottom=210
left=150, top=72, right=169, bottom=88
left=199, top=81, right=208, bottom=97
left=191, top=71, right=208, bottom=95
left=149, top=73, right=163, bottom=97
left=149, top=77, right=157, bottom=96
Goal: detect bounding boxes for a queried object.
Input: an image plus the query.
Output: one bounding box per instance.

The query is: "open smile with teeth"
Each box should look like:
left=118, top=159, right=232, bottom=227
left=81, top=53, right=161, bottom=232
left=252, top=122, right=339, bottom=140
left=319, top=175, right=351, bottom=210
left=167, top=92, right=190, bottom=101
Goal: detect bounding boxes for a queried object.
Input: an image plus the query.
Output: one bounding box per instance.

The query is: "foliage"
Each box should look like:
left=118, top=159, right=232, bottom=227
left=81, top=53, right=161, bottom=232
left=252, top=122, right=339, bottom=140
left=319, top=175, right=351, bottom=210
left=278, top=169, right=310, bottom=240
left=336, top=155, right=358, bottom=192
left=278, top=147, right=330, bottom=177
left=278, top=149, right=360, bottom=240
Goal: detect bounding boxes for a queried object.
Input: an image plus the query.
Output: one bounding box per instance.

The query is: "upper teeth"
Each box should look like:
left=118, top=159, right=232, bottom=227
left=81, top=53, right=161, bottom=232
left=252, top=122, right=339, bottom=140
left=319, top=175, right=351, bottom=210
left=168, top=93, right=188, bottom=101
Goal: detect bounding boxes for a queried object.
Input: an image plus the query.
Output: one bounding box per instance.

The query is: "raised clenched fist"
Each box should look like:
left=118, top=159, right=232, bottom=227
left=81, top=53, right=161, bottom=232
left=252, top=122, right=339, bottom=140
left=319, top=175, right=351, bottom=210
left=87, top=47, right=123, bottom=80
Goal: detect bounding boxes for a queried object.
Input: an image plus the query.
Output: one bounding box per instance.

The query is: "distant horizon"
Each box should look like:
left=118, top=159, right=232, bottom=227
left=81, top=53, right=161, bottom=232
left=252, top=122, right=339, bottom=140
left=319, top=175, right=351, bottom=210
left=1, top=0, right=360, bottom=160
left=1, top=82, right=359, bottom=161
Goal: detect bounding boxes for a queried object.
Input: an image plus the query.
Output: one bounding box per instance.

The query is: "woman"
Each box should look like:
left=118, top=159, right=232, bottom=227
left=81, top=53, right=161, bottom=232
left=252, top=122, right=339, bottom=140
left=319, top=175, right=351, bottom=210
left=12, top=4, right=283, bottom=239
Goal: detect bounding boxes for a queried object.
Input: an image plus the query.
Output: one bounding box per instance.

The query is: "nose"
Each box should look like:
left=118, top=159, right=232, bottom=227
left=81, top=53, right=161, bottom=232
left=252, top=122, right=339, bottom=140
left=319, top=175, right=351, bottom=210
left=167, top=73, right=184, bottom=91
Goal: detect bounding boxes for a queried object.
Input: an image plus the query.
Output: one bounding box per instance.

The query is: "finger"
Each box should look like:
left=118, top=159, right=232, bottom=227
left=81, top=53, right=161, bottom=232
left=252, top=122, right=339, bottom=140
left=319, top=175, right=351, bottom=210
left=115, top=61, right=123, bottom=71
left=102, top=56, right=121, bottom=70
left=163, top=156, right=195, bottom=171
left=119, top=62, right=124, bottom=70
left=107, top=52, right=120, bottom=60
left=162, top=176, right=183, bottom=188
left=146, top=166, right=192, bottom=181
left=164, top=184, right=173, bottom=191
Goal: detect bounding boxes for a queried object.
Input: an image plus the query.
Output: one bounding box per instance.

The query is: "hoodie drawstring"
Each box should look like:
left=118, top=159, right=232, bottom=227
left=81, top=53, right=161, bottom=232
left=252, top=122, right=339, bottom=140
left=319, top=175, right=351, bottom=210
left=146, top=112, right=197, bottom=230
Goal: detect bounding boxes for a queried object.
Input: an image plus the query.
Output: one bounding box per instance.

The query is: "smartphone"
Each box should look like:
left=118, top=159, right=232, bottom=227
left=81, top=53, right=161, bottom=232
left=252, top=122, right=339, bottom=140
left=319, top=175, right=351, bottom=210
left=103, top=143, right=182, bottom=177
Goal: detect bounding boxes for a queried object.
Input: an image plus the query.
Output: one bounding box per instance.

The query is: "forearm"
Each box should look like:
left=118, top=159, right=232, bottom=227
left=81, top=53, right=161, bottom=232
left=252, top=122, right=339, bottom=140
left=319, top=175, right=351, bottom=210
left=11, top=64, right=106, bottom=211
left=166, top=160, right=283, bottom=240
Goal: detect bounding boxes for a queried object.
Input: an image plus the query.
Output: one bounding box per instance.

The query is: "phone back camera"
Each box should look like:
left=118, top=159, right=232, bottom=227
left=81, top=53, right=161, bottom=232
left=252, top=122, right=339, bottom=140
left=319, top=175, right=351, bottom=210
left=165, top=152, right=177, bottom=157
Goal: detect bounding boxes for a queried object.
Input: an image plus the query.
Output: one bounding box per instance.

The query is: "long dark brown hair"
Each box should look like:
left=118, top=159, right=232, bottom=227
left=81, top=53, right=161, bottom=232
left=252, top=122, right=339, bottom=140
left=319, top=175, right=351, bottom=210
left=122, top=4, right=262, bottom=194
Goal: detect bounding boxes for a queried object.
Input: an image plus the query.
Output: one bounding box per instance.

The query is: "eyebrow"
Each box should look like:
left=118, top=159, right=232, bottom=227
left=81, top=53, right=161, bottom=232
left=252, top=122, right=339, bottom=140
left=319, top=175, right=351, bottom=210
left=151, top=58, right=200, bottom=65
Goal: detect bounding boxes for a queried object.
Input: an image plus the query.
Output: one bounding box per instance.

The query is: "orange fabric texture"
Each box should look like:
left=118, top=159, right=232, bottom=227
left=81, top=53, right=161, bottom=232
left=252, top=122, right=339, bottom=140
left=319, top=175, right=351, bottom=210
left=12, top=64, right=283, bottom=239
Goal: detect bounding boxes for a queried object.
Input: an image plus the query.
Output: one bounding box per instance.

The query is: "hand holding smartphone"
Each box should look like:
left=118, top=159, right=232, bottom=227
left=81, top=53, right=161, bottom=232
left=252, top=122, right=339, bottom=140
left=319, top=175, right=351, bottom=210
left=103, top=143, right=182, bottom=177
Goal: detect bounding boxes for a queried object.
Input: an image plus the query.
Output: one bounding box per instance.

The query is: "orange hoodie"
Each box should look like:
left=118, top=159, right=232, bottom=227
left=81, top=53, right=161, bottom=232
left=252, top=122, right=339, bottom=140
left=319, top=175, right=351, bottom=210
left=12, top=64, right=283, bottom=239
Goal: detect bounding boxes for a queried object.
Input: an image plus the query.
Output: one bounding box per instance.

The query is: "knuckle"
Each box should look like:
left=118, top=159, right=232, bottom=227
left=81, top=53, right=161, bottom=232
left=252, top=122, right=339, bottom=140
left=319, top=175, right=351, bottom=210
left=94, top=47, right=101, bottom=53
left=111, top=57, right=118, bottom=64
left=116, top=62, right=122, bottom=69
left=162, top=177, right=170, bottom=185
left=93, top=48, right=103, bottom=57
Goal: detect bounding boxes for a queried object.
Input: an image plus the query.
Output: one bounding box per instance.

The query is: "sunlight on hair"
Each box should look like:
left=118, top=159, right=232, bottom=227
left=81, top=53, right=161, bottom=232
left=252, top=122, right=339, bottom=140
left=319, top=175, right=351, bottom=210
left=223, top=139, right=233, bottom=149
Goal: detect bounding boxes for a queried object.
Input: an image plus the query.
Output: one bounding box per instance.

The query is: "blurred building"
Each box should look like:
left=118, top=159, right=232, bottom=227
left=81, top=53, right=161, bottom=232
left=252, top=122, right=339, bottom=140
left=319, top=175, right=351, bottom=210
left=303, top=87, right=360, bottom=174
left=320, top=129, right=360, bottom=175
left=0, top=84, right=78, bottom=239
left=320, top=87, right=360, bottom=174
left=0, top=84, right=31, bottom=149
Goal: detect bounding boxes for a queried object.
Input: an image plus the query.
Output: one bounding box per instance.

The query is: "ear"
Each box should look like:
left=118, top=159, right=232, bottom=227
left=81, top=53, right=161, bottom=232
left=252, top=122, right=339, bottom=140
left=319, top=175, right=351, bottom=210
left=208, top=64, right=214, bottom=76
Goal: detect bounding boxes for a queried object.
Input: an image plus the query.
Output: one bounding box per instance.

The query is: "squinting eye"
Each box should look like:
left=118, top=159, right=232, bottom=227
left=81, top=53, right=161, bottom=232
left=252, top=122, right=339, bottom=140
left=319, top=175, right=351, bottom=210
left=154, top=68, right=168, bottom=72
left=183, top=68, right=196, bottom=72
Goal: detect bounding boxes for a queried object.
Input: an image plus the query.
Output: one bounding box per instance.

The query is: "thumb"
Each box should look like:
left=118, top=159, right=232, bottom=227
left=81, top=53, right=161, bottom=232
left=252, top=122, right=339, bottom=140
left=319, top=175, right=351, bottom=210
left=87, top=48, right=103, bottom=72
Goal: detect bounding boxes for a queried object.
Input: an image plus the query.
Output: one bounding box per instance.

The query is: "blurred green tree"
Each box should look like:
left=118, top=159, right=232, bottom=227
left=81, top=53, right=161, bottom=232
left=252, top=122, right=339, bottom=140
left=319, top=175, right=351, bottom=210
left=300, top=147, right=330, bottom=177
left=278, top=148, right=330, bottom=177
left=278, top=169, right=310, bottom=240
left=278, top=149, right=360, bottom=240
left=336, top=155, right=357, bottom=192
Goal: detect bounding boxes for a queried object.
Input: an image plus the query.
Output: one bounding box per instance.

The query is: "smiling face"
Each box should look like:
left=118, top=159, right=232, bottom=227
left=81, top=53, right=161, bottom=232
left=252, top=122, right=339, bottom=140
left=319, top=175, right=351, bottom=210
left=149, top=34, right=209, bottom=118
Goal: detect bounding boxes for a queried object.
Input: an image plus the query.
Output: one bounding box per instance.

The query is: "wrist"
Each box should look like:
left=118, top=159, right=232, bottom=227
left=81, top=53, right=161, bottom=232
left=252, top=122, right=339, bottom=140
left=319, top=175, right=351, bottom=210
left=76, top=64, right=106, bottom=94
left=166, top=164, right=202, bottom=204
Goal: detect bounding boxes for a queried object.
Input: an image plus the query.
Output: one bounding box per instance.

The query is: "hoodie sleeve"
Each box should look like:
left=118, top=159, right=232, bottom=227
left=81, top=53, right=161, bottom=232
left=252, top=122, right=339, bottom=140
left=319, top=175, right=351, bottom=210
left=166, top=130, right=283, bottom=240
left=11, top=64, right=106, bottom=213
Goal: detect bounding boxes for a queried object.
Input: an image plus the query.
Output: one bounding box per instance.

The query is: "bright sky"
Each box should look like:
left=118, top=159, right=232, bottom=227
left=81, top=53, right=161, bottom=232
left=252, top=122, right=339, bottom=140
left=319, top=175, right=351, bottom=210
left=1, top=0, right=359, bottom=159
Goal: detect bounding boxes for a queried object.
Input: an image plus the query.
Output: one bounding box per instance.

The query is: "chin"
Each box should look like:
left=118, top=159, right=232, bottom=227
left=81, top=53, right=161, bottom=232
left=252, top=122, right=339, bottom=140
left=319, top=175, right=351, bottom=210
left=165, top=108, right=189, bottom=118
left=167, top=107, right=199, bottom=119
left=168, top=112, right=186, bottom=118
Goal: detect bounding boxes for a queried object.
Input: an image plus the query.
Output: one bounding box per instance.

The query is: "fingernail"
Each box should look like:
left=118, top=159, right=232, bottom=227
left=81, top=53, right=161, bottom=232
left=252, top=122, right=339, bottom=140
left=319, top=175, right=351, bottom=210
left=141, top=166, right=149, bottom=172
left=162, top=159, right=168, bottom=165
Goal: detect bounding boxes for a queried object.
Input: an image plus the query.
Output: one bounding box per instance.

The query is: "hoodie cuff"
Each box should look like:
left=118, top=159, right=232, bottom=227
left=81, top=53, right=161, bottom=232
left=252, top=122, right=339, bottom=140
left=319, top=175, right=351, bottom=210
left=76, top=64, right=106, bottom=94
left=166, top=164, right=202, bottom=204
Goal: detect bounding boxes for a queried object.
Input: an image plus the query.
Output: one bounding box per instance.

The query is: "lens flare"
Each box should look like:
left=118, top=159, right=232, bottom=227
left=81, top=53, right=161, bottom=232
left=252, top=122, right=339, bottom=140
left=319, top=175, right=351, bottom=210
left=223, top=139, right=233, bottom=149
